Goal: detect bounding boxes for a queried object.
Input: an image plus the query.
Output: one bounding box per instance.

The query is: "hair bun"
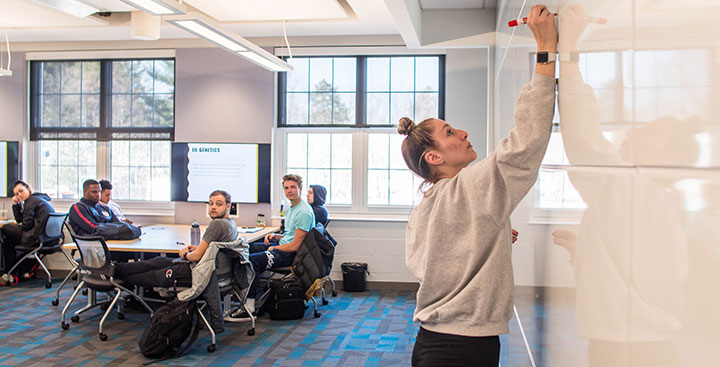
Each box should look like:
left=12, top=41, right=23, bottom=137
left=397, top=117, right=416, bottom=136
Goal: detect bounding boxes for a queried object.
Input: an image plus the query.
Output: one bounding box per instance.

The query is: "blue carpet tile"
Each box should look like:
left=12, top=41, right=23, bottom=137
left=0, top=280, right=582, bottom=366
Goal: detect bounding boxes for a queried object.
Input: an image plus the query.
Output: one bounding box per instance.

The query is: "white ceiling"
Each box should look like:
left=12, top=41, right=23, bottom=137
left=420, top=0, right=496, bottom=10
left=0, top=0, right=496, bottom=43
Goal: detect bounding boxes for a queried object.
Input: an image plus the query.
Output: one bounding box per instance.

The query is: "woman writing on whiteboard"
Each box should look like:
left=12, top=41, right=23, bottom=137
left=399, top=5, right=557, bottom=366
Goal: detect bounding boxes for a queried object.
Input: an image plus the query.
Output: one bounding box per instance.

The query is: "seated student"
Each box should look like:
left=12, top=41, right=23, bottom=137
left=98, top=179, right=132, bottom=224
left=307, top=184, right=328, bottom=226
left=0, top=180, right=55, bottom=285
left=113, top=190, right=237, bottom=288
left=68, top=179, right=140, bottom=240
left=226, top=174, right=314, bottom=321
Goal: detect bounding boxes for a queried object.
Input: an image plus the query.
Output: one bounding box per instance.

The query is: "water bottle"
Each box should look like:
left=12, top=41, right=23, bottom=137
left=257, top=214, right=266, bottom=227
left=190, top=220, right=200, bottom=246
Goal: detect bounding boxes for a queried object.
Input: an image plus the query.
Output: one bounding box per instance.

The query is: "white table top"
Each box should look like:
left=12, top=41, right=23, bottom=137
left=62, top=224, right=279, bottom=253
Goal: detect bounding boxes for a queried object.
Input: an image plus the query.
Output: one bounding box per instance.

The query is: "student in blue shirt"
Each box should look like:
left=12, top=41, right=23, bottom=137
left=226, top=174, right=314, bottom=321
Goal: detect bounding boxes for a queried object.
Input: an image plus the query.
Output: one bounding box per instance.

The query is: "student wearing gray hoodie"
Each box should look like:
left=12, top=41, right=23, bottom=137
left=398, top=5, right=558, bottom=366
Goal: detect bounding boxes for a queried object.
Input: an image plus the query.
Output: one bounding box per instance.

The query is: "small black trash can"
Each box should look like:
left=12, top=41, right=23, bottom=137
left=341, top=262, right=368, bottom=292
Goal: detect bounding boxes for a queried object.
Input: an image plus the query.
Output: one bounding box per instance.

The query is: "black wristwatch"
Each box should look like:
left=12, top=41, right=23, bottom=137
left=536, top=51, right=557, bottom=64
left=183, top=252, right=189, bottom=261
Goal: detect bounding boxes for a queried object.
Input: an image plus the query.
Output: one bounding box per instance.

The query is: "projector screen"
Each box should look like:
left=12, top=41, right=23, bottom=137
left=171, top=142, right=271, bottom=203
left=0, top=142, right=19, bottom=198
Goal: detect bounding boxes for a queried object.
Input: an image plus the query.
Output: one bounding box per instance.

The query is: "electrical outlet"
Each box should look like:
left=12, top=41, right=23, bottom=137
left=0, top=69, right=11, bottom=77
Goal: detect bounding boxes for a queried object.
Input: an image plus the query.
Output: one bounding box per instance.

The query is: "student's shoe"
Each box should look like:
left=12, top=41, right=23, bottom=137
left=224, top=307, right=252, bottom=322
left=0, top=274, right=18, bottom=286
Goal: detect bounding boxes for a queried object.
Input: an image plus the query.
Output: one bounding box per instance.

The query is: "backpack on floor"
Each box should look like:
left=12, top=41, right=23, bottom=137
left=138, top=298, right=201, bottom=362
left=266, top=275, right=306, bottom=320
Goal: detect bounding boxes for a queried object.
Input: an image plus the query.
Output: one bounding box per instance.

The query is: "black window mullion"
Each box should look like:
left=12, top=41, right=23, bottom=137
left=29, top=62, right=42, bottom=139
left=277, top=66, right=288, bottom=126
left=356, top=57, right=367, bottom=126
left=99, top=60, right=112, bottom=140
left=438, top=55, right=446, bottom=120
left=330, top=58, right=335, bottom=125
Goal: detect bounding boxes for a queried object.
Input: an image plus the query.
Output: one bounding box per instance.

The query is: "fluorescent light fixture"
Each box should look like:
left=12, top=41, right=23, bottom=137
left=171, top=20, right=247, bottom=52
left=237, top=51, right=293, bottom=72
left=117, top=0, right=185, bottom=16
left=166, top=13, right=293, bottom=72
left=33, top=0, right=99, bottom=18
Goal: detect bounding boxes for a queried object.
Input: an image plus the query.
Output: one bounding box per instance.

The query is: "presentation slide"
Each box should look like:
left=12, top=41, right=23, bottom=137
left=0, top=142, right=19, bottom=198
left=171, top=143, right=271, bottom=203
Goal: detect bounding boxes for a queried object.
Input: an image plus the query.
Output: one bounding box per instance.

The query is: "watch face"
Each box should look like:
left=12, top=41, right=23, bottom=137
left=537, top=52, right=549, bottom=64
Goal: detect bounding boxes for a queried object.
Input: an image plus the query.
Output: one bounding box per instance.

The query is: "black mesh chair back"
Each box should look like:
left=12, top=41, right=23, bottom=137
left=39, top=212, right=67, bottom=247
left=73, top=235, right=113, bottom=276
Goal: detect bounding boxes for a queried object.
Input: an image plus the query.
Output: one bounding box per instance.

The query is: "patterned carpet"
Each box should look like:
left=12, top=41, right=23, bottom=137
left=0, top=280, right=582, bottom=366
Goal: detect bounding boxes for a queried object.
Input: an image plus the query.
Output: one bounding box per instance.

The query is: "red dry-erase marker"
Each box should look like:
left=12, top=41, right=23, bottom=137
left=508, top=14, right=608, bottom=27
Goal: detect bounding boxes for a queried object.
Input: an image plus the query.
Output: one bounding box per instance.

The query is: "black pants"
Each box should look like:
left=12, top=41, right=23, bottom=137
left=412, top=327, right=500, bottom=367
left=115, top=257, right=192, bottom=288
left=1, top=223, right=35, bottom=274
left=248, top=242, right=295, bottom=298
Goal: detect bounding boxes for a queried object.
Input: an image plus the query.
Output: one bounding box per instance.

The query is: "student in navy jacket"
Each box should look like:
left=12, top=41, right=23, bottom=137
left=68, top=179, right=140, bottom=240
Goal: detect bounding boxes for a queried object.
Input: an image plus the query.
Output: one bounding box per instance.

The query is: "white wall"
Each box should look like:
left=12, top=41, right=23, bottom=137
left=173, top=47, right=275, bottom=226
left=0, top=51, right=27, bottom=223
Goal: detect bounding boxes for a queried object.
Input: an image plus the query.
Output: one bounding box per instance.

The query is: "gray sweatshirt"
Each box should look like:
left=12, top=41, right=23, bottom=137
left=405, top=73, right=556, bottom=337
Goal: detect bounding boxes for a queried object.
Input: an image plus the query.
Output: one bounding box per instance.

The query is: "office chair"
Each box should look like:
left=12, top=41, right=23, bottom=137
left=197, top=241, right=257, bottom=353
left=52, top=220, right=82, bottom=306
left=60, top=234, right=153, bottom=341
left=5, top=212, right=70, bottom=289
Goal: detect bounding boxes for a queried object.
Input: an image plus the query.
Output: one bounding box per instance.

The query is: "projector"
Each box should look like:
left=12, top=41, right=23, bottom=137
left=0, top=69, right=11, bottom=77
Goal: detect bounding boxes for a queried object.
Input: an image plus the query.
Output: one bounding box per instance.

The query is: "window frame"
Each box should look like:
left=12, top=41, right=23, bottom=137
left=274, top=50, right=446, bottom=214
left=29, top=57, right=176, bottom=141
left=277, top=54, right=446, bottom=128
left=28, top=140, right=175, bottom=215
left=274, top=127, right=420, bottom=216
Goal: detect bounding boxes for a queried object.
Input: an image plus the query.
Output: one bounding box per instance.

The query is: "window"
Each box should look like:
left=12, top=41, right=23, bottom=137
left=367, top=133, right=423, bottom=206
left=110, top=141, right=171, bottom=201
left=31, top=57, right=175, bottom=201
left=285, top=57, right=357, bottom=125
left=285, top=133, right=353, bottom=205
left=279, top=55, right=444, bottom=209
left=30, top=58, right=175, bottom=140
left=366, top=56, right=440, bottom=125
left=38, top=141, right=97, bottom=199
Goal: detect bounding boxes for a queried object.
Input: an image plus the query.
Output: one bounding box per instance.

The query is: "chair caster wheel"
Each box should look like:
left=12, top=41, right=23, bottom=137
left=82, top=289, right=88, bottom=296
left=332, top=291, right=337, bottom=297
left=52, top=299, right=59, bottom=306
left=45, top=282, right=52, bottom=288
left=314, top=311, right=321, bottom=318
left=61, top=322, right=69, bottom=330
left=99, top=333, right=108, bottom=341
left=247, top=328, right=255, bottom=336
left=117, top=313, right=125, bottom=320
left=71, top=315, right=80, bottom=323
left=322, top=299, right=329, bottom=305
left=207, top=344, right=216, bottom=353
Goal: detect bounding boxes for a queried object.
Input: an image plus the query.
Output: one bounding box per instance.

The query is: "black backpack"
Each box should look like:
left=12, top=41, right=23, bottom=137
left=265, top=276, right=306, bottom=320
left=138, top=298, right=202, bottom=363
